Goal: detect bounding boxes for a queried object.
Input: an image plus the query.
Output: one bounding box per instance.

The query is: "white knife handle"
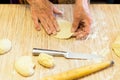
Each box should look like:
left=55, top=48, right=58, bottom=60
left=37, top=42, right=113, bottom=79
left=32, top=48, right=66, bottom=56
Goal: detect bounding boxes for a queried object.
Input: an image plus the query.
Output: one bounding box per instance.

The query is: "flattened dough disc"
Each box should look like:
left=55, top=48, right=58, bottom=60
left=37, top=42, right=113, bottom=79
left=54, top=19, right=73, bottom=39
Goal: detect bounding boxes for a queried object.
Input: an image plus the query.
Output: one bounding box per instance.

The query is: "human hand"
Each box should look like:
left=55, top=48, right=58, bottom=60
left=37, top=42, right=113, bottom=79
left=27, top=0, right=62, bottom=34
left=72, top=0, right=92, bottom=39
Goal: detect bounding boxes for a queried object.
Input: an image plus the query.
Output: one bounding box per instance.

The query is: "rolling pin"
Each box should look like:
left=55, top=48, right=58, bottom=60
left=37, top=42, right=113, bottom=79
left=41, top=61, right=114, bottom=80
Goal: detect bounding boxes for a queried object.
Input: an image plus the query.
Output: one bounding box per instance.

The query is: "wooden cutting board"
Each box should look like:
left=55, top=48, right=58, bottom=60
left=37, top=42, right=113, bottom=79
left=0, top=4, right=120, bottom=80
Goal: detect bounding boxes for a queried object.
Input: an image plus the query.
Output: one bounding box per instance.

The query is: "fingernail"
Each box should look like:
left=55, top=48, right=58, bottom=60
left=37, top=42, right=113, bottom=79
left=57, top=28, right=60, bottom=32
left=36, top=27, right=40, bottom=31
left=59, top=10, right=64, bottom=14
left=53, top=31, right=57, bottom=35
left=48, top=30, right=51, bottom=34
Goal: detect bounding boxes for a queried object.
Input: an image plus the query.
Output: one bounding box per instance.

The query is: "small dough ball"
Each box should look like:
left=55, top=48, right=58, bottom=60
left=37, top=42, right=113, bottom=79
left=38, top=53, right=54, bottom=68
left=112, top=36, right=120, bottom=57
left=14, top=56, right=35, bottom=77
left=0, top=39, right=12, bottom=54
left=54, top=19, right=73, bottom=39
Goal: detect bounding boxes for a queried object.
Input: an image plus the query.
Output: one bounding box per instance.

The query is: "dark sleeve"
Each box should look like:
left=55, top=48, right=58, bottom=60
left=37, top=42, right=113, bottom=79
left=10, top=0, right=20, bottom=4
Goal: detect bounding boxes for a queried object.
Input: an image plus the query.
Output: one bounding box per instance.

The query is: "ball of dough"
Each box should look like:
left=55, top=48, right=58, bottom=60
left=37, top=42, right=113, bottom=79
left=14, top=56, right=35, bottom=77
left=54, top=19, right=73, bottom=39
left=38, top=53, right=54, bottom=68
left=0, top=39, right=12, bottom=54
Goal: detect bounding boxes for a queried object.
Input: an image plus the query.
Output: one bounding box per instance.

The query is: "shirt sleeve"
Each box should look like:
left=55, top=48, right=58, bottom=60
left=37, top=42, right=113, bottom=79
left=10, top=0, right=19, bottom=4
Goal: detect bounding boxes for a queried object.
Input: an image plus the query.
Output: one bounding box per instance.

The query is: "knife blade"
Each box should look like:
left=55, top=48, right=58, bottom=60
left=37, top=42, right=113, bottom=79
left=32, top=48, right=102, bottom=60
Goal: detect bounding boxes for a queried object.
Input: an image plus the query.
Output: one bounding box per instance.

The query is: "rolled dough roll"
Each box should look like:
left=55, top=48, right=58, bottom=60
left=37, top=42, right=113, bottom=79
left=112, top=36, right=120, bottom=57
left=14, top=56, right=35, bottom=77
left=54, top=19, right=73, bottom=39
left=0, top=39, right=12, bottom=54
left=38, top=53, right=54, bottom=68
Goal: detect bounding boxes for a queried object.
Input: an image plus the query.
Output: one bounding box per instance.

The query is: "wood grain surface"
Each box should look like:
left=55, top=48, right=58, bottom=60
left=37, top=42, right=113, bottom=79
left=0, top=4, right=120, bottom=80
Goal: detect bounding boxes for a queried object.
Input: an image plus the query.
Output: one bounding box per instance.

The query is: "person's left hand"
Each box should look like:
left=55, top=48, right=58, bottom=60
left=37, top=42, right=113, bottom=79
left=72, top=1, right=92, bottom=39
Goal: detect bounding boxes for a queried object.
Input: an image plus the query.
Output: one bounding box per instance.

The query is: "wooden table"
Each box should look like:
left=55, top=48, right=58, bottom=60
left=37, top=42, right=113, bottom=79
left=0, top=4, right=120, bottom=80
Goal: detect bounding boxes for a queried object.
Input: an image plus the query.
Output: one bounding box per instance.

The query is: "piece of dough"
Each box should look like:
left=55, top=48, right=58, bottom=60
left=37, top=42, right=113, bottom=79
left=112, top=36, right=120, bottom=57
left=14, top=56, right=35, bottom=77
left=54, top=19, right=73, bottom=39
left=112, top=36, right=120, bottom=48
left=112, top=48, right=120, bottom=57
left=38, top=53, right=54, bottom=68
left=0, top=39, right=12, bottom=54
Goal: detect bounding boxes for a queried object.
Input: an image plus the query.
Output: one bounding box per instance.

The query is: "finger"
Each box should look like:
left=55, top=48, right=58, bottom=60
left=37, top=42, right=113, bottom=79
left=39, top=17, right=52, bottom=34
left=53, top=6, right=63, bottom=15
left=73, top=31, right=84, bottom=40
left=76, top=32, right=86, bottom=39
left=31, top=9, right=40, bottom=31
left=50, top=15, right=60, bottom=32
left=73, top=29, right=88, bottom=39
left=72, top=18, right=80, bottom=32
left=76, top=34, right=84, bottom=40
left=82, top=19, right=91, bottom=34
left=72, top=30, right=82, bottom=37
left=47, top=15, right=57, bottom=34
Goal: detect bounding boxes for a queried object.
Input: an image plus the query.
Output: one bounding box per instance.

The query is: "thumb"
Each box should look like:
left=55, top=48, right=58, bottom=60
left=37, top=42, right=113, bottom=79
left=53, top=6, right=63, bottom=15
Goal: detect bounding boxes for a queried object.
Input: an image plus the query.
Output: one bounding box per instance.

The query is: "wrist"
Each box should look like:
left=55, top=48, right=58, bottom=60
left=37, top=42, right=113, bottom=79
left=75, top=0, right=90, bottom=14
left=27, top=0, right=41, bottom=5
left=76, top=0, right=88, bottom=5
left=76, top=0, right=89, bottom=10
left=26, top=0, right=34, bottom=4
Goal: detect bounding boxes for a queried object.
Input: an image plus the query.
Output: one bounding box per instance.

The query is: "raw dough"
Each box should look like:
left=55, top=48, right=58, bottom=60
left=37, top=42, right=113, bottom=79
left=54, top=19, right=73, bottom=39
left=38, top=53, right=54, bottom=68
left=112, top=36, right=120, bottom=57
left=0, top=39, right=12, bottom=54
left=14, top=56, right=35, bottom=77
left=112, top=48, right=120, bottom=57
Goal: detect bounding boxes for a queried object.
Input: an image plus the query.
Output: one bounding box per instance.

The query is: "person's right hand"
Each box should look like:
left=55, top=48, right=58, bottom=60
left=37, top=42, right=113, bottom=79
left=72, top=0, right=92, bottom=39
left=27, top=0, right=62, bottom=34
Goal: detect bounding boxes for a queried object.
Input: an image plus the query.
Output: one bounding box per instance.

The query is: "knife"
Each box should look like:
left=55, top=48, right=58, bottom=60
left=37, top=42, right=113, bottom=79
left=32, top=48, right=102, bottom=60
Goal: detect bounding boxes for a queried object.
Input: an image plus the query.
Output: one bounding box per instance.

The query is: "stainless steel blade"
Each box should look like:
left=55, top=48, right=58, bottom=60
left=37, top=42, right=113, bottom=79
left=64, top=52, right=102, bottom=60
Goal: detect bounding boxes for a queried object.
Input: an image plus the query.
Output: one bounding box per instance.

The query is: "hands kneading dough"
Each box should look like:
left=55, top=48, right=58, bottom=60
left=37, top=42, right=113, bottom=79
left=38, top=53, right=54, bottom=68
left=14, top=56, right=35, bottom=77
left=0, top=39, right=12, bottom=54
left=112, top=36, right=120, bottom=57
left=53, top=19, right=73, bottom=39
